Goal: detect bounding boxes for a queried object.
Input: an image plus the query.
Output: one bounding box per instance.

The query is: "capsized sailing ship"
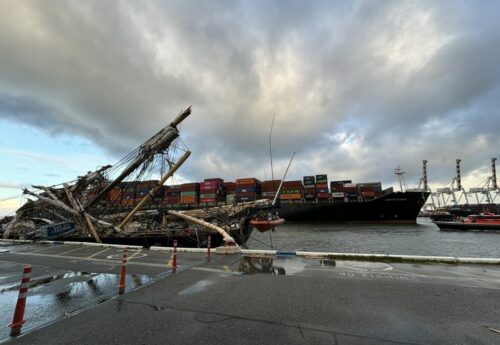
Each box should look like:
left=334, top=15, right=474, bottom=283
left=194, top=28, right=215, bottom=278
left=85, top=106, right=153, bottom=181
left=1, top=107, right=277, bottom=248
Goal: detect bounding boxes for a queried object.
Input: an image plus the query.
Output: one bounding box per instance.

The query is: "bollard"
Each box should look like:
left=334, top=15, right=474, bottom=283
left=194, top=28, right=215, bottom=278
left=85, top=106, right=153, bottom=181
left=207, top=235, right=211, bottom=262
left=10, top=265, right=32, bottom=337
left=118, top=248, right=128, bottom=295
left=172, top=240, right=177, bottom=273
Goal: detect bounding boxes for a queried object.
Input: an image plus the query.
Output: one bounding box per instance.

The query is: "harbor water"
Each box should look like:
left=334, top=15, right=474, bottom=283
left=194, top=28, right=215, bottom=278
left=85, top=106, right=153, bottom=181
left=248, top=217, right=500, bottom=258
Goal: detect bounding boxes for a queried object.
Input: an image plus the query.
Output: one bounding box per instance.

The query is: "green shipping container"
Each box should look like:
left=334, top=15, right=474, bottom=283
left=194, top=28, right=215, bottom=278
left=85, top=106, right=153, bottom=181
left=200, top=193, right=217, bottom=198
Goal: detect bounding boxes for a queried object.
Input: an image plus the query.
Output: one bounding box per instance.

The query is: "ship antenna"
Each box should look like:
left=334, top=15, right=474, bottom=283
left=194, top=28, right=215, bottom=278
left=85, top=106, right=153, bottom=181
left=395, top=165, right=408, bottom=192
left=269, top=113, right=276, bottom=183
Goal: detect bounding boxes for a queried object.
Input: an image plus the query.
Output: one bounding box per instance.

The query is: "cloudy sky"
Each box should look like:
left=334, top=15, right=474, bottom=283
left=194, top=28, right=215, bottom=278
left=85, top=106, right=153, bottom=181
left=1, top=0, right=499, bottom=216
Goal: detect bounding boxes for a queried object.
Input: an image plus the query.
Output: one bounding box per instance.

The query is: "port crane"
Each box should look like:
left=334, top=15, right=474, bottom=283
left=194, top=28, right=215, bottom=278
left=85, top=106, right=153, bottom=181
left=468, top=157, right=499, bottom=204
left=435, top=159, right=469, bottom=207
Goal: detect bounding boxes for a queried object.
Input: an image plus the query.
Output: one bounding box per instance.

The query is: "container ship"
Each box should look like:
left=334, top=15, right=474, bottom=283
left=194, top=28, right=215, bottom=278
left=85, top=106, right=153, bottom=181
left=1, top=106, right=429, bottom=250
left=96, top=174, right=429, bottom=224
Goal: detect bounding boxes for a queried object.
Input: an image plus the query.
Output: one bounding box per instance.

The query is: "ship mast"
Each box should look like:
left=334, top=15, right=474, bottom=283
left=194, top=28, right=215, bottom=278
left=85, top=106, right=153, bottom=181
left=394, top=166, right=408, bottom=192
left=85, top=107, right=191, bottom=210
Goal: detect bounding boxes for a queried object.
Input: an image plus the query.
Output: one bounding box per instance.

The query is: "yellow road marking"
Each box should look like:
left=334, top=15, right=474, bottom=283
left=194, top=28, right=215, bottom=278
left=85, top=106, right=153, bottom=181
left=87, top=247, right=111, bottom=258
left=29, top=246, right=56, bottom=253
left=58, top=246, right=86, bottom=256
left=127, top=249, right=143, bottom=261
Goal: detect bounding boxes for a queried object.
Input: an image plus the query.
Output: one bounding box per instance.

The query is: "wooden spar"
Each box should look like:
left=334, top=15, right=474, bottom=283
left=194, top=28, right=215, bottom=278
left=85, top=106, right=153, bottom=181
left=85, top=106, right=192, bottom=211
left=63, top=184, right=101, bottom=243
left=118, top=150, right=191, bottom=229
left=2, top=213, right=20, bottom=239
left=32, top=185, right=60, bottom=201
left=167, top=210, right=236, bottom=244
left=23, top=189, right=122, bottom=233
left=102, top=210, right=158, bottom=221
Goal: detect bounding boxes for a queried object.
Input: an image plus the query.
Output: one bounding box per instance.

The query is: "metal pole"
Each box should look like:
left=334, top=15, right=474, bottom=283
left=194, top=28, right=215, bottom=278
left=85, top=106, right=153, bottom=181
left=272, top=152, right=296, bottom=206
left=172, top=240, right=177, bottom=273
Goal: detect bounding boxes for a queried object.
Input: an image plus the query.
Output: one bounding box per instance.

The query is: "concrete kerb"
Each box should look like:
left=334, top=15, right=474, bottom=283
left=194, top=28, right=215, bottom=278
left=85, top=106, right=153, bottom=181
left=295, top=251, right=500, bottom=265
left=3, top=240, right=500, bottom=265
left=150, top=246, right=207, bottom=253
left=149, top=247, right=500, bottom=264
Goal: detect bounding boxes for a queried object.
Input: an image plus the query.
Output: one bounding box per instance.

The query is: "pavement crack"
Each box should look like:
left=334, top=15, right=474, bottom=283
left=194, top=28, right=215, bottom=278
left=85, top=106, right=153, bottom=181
left=116, top=299, right=424, bottom=345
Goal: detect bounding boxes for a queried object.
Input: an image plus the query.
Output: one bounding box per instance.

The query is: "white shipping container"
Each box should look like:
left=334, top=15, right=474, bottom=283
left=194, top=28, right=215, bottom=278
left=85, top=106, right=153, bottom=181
left=226, top=194, right=236, bottom=203
left=331, top=192, right=344, bottom=198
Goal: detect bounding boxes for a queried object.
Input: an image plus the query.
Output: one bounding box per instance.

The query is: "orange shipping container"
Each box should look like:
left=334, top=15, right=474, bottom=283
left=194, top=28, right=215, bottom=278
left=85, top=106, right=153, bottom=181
left=280, top=193, right=302, bottom=200
left=180, top=196, right=197, bottom=204
left=121, top=198, right=135, bottom=207
left=236, top=178, right=259, bottom=185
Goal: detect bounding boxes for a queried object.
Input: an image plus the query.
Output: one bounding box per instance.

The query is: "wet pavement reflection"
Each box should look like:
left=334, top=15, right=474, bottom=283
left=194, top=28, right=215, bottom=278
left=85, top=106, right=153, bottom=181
left=0, top=271, right=153, bottom=342
left=239, top=257, right=286, bottom=275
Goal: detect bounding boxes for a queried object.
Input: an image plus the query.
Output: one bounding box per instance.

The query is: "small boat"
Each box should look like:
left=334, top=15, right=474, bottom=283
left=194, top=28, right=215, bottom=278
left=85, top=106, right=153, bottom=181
left=434, top=212, right=500, bottom=231
left=250, top=214, right=285, bottom=232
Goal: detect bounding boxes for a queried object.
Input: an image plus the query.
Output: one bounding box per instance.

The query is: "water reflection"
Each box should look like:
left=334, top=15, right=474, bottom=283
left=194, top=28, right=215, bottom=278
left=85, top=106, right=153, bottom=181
left=239, top=257, right=286, bottom=275
left=0, top=271, right=153, bottom=342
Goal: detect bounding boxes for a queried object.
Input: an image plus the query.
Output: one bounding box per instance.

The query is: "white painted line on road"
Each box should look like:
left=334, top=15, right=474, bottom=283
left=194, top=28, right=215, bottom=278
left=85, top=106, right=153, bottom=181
left=128, top=250, right=146, bottom=261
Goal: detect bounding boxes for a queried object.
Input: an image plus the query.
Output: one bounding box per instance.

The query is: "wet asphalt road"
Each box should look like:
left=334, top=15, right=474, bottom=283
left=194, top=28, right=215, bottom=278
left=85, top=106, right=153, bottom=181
left=1, top=241, right=500, bottom=344
left=0, top=240, right=198, bottom=343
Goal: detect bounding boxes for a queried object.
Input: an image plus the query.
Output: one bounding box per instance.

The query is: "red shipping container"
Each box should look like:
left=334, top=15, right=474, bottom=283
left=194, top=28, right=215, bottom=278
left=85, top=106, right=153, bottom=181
left=316, top=192, right=330, bottom=198
left=223, top=182, right=236, bottom=192
left=204, top=178, right=224, bottom=184
left=200, top=197, right=217, bottom=203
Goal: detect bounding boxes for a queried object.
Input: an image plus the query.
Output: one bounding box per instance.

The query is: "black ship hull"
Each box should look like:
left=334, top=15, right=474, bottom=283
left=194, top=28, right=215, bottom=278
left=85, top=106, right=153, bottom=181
left=445, top=203, right=500, bottom=217
left=276, top=191, right=430, bottom=223
left=434, top=221, right=500, bottom=231
left=43, top=217, right=254, bottom=248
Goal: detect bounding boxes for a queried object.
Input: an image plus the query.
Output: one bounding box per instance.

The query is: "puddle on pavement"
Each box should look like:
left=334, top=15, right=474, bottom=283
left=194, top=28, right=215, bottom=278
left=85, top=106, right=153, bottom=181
left=239, top=257, right=287, bottom=275
left=0, top=271, right=153, bottom=342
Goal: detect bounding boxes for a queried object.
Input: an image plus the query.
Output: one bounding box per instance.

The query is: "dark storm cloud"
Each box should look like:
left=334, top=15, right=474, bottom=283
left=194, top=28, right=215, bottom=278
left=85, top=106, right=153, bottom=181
left=0, top=0, right=499, bottom=189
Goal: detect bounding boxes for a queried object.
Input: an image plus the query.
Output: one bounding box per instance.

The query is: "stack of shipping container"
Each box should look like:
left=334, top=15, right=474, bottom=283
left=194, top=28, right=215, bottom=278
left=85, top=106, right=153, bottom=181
left=107, top=184, right=123, bottom=205
left=330, top=180, right=350, bottom=200
left=280, top=180, right=303, bottom=201
left=223, top=182, right=236, bottom=203
left=330, top=180, right=357, bottom=200
left=303, top=176, right=316, bottom=200
left=101, top=173, right=385, bottom=209
left=199, top=178, right=224, bottom=205
left=315, top=174, right=329, bottom=201
left=180, top=183, right=199, bottom=205
left=235, top=178, right=261, bottom=202
left=357, top=182, right=382, bottom=199
left=135, top=180, right=160, bottom=206
left=164, top=185, right=181, bottom=206
left=261, top=180, right=281, bottom=200
left=121, top=182, right=137, bottom=207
